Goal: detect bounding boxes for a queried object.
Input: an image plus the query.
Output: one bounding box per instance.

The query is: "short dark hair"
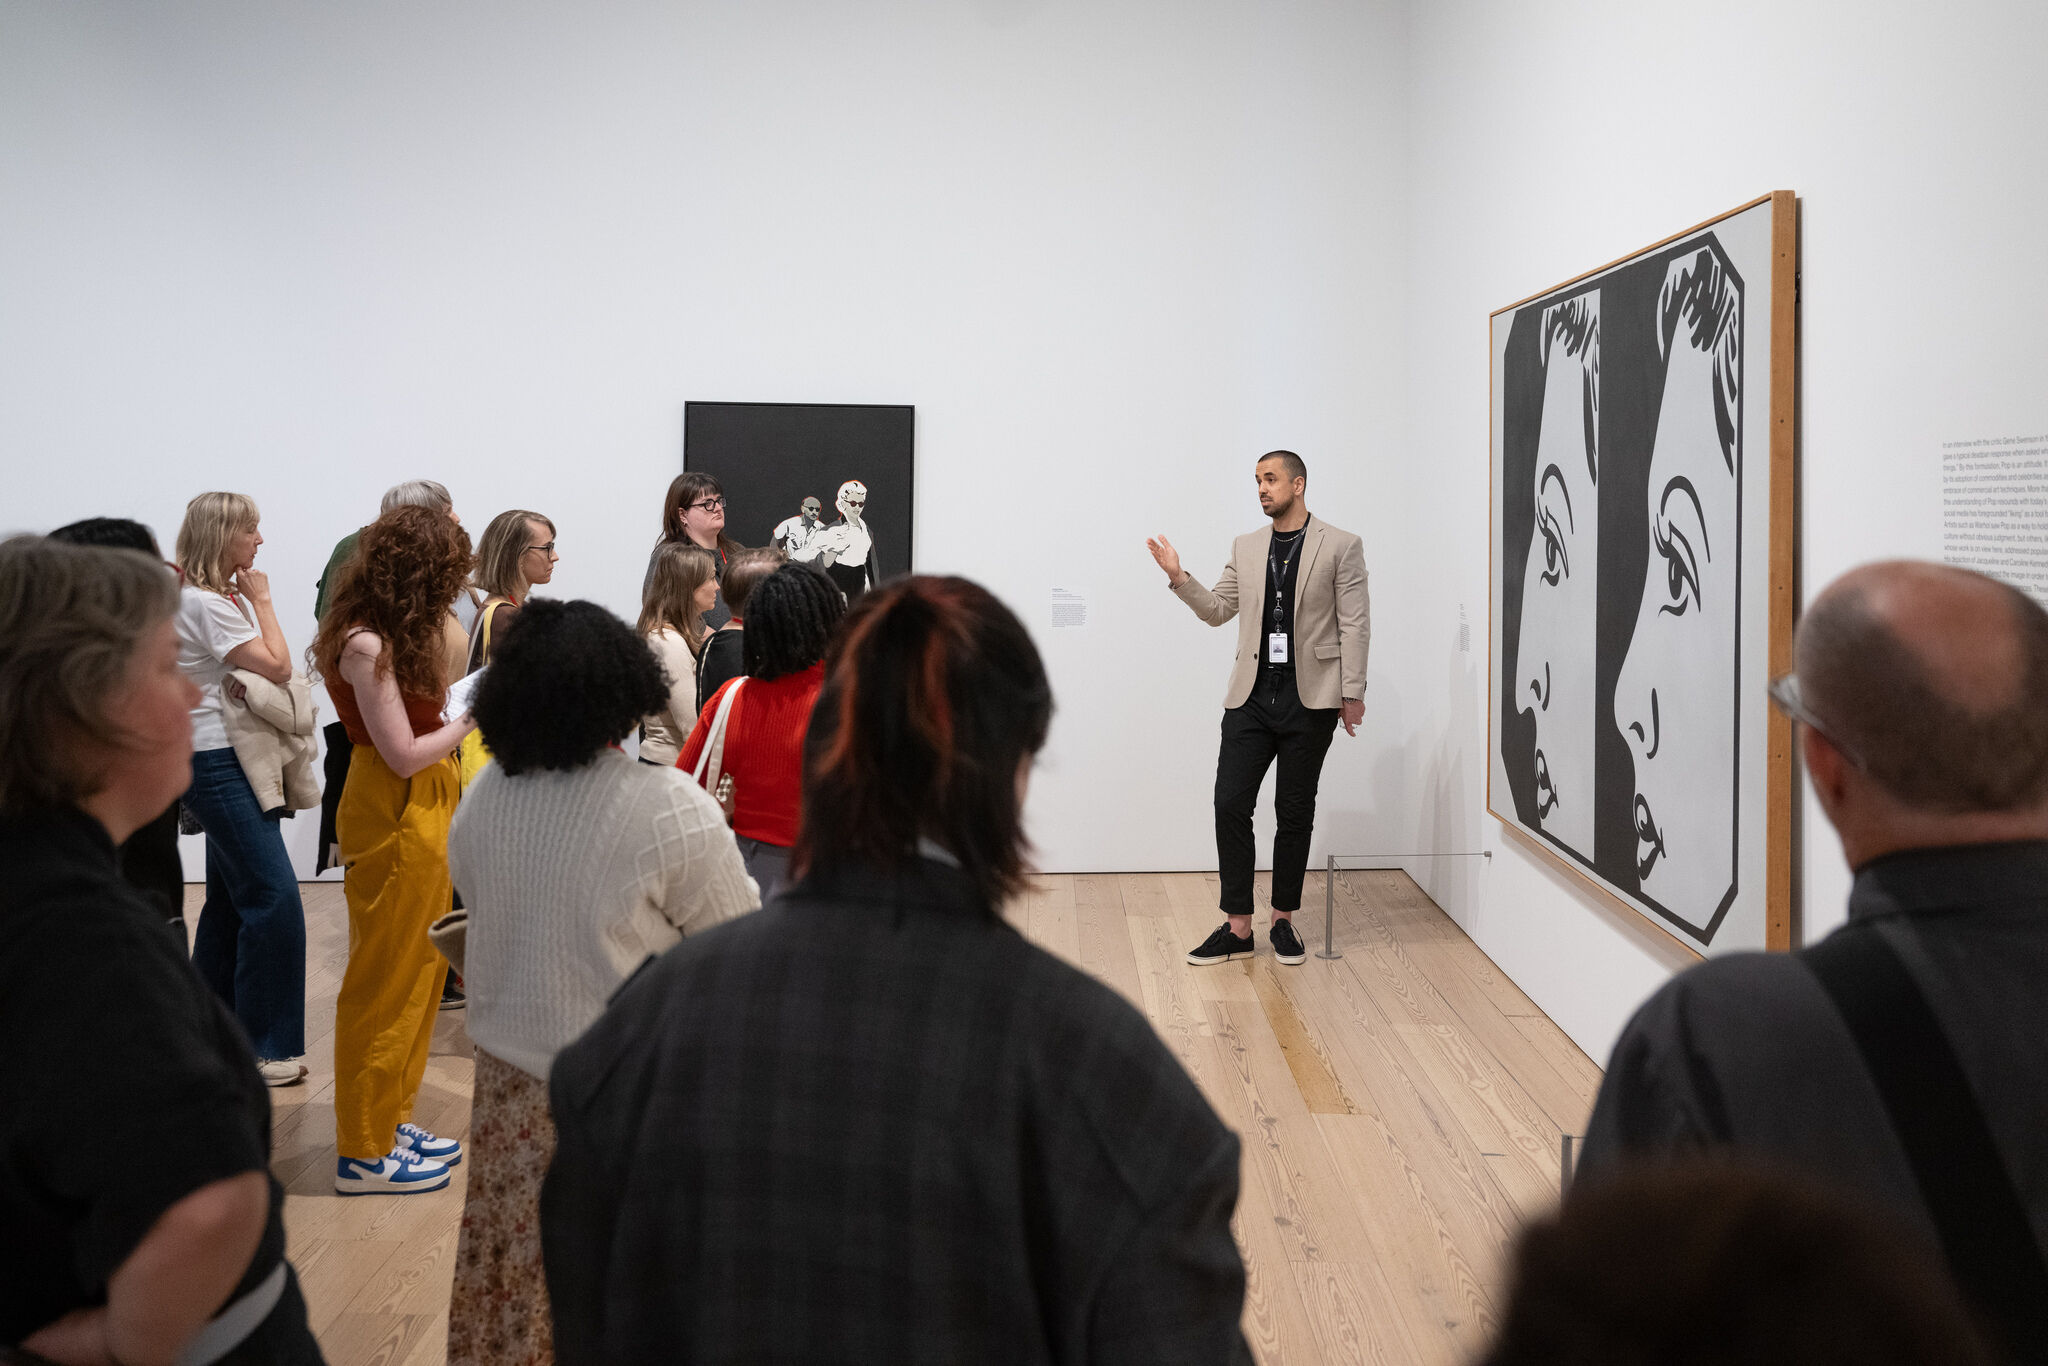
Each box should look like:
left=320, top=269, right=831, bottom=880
left=0, top=537, right=180, bottom=818
left=743, top=563, right=846, bottom=681
left=721, top=547, right=783, bottom=619
left=795, top=575, right=1054, bottom=911
left=49, top=517, right=161, bottom=557
left=471, top=599, right=668, bottom=775
left=1800, top=575, right=2048, bottom=812
left=1482, top=1159, right=1995, bottom=1366
left=1259, top=449, right=1307, bottom=485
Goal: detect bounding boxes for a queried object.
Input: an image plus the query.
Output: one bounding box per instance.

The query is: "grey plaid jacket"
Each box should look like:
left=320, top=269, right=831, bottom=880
left=542, top=858, right=1251, bottom=1365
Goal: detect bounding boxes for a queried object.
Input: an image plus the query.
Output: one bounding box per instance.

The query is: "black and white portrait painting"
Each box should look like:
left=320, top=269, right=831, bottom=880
left=1490, top=195, right=1795, bottom=954
left=684, top=401, right=913, bottom=602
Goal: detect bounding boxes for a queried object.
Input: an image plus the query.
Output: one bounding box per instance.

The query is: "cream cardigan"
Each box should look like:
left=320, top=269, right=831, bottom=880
left=221, top=669, right=322, bottom=816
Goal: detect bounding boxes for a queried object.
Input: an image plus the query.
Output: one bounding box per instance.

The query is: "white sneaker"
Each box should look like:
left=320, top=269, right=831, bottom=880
left=257, top=1058, right=308, bottom=1087
left=395, top=1121, right=462, bottom=1165
left=334, top=1147, right=452, bottom=1195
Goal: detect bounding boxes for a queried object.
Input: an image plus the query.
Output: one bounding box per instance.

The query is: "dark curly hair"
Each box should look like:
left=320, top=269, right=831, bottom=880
left=795, top=576, right=1052, bottom=912
left=470, top=599, right=668, bottom=775
left=744, top=563, right=846, bottom=681
left=310, top=505, right=472, bottom=703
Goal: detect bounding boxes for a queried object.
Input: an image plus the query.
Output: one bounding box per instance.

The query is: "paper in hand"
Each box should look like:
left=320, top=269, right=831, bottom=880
left=443, top=666, right=486, bottom=724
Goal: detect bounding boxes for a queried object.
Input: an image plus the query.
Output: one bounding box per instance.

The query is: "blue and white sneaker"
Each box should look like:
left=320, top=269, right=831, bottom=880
left=396, top=1122, right=462, bottom=1166
left=334, top=1147, right=451, bottom=1195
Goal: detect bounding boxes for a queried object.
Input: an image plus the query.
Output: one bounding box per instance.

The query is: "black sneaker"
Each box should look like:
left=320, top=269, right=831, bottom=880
left=1186, top=923, right=1255, bottom=966
left=1269, top=917, right=1307, bottom=965
left=439, top=974, right=466, bottom=1011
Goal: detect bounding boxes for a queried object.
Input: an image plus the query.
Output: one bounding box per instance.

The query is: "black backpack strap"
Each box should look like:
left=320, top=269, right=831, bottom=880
left=1806, top=927, right=2048, bottom=1361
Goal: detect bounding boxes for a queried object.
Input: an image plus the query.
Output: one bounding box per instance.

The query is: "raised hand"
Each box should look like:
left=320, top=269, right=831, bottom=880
left=233, top=567, right=272, bottom=602
left=1145, top=535, right=1186, bottom=587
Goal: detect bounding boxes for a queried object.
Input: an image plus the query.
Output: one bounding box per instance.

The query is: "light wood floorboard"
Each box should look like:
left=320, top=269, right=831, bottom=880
left=195, top=868, right=1598, bottom=1365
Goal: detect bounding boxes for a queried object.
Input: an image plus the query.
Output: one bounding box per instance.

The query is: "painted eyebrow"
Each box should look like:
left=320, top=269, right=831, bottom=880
left=1658, top=476, right=1711, bottom=561
left=1538, top=463, right=1574, bottom=533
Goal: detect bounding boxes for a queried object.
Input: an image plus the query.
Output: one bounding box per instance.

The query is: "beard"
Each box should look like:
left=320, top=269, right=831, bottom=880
left=1262, top=492, right=1296, bottom=521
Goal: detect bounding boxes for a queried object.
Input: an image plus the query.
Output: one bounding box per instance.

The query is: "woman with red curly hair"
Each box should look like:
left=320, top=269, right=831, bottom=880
left=311, top=506, right=479, bottom=1196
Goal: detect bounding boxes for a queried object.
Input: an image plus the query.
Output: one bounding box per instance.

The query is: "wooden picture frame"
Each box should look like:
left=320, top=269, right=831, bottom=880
left=1487, top=192, right=1797, bottom=955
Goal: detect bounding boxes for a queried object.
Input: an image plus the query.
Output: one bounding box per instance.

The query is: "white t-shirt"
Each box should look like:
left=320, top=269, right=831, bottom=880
left=176, top=585, right=260, bottom=752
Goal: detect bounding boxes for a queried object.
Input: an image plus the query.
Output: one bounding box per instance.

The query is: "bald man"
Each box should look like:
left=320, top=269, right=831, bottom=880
left=1576, top=561, right=2048, bottom=1360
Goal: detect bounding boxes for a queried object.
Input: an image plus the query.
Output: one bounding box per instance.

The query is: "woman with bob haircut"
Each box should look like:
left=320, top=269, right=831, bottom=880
left=637, top=542, right=720, bottom=767
left=173, top=490, right=309, bottom=1086
left=645, top=471, right=742, bottom=624
left=466, top=508, right=557, bottom=672
left=0, top=536, right=324, bottom=1364
left=444, top=599, right=758, bottom=1365
left=676, top=562, right=844, bottom=896
left=544, top=576, right=1251, bottom=1364
left=310, top=506, right=478, bottom=1196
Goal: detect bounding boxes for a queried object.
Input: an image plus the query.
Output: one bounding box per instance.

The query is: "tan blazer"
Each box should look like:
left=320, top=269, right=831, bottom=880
left=1172, top=515, right=1370, bottom=710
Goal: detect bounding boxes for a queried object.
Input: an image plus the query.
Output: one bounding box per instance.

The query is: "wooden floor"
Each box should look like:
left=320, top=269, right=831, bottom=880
left=192, top=870, right=1600, bottom=1365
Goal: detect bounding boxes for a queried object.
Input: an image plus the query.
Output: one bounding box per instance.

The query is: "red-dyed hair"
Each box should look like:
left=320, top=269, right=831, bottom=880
left=310, top=506, right=472, bottom=702
left=794, top=575, right=1053, bottom=912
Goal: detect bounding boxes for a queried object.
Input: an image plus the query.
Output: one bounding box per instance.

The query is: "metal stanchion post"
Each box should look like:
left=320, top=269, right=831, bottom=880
left=1317, top=853, right=1343, bottom=960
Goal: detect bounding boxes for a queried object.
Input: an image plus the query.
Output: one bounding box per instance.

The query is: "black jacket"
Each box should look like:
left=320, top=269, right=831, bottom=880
left=543, top=858, right=1251, bottom=1364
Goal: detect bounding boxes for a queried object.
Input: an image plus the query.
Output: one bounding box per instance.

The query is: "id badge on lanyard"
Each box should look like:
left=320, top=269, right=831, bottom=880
left=1268, top=631, right=1289, bottom=664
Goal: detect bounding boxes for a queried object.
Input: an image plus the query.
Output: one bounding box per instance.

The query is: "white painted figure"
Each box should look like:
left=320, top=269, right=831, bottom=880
left=791, top=479, right=875, bottom=598
left=773, top=496, right=825, bottom=555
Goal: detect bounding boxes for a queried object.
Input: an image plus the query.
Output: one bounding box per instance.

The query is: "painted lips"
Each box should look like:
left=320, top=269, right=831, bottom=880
left=1533, top=749, right=1557, bottom=818
left=1633, top=794, right=1666, bottom=879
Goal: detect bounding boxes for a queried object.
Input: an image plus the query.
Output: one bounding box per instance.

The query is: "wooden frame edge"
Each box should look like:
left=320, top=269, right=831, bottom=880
left=1489, top=191, right=1778, bottom=321
left=1764, top=190, right=1799, bottom=951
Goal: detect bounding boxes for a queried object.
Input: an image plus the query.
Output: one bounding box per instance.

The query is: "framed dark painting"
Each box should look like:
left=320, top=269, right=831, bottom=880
left=683, top=401, right=914, bottom=601
left=1487, top=192, right=1797, bottom=954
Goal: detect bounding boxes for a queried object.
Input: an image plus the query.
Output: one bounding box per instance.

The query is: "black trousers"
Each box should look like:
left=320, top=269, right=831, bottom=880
left=1214, top=669, right=1339, bottom=916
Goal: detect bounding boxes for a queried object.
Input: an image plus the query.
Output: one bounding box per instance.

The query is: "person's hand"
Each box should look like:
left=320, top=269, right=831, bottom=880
left=223, top=677, right=248, bottom=703
left=1146, top=535, right=1187, bottom=588
left=233, top=567, right=271, bottom=603
left=1340, top=697, right=1365, bottom=736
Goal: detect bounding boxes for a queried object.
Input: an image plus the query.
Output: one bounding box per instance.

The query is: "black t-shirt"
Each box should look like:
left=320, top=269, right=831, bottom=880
left=697, top=626, right=746, bottom=712
left=0, top=806, right=322, bottom=1361
left=1258, top=526, right=1307, bottom=668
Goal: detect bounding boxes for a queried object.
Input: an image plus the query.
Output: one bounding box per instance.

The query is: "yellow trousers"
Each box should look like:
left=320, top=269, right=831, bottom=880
left=333, top=745, right=458, bottom=1161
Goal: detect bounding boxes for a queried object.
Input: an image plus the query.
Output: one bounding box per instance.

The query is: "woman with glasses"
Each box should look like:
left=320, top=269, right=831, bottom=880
left=468, top=510, right=559, bottom=673
left=645, top=472, right=743, bottom=626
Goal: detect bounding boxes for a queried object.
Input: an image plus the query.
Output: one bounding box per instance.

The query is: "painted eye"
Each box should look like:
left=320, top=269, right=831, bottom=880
left=1654, top=523, right=1700, bottom=616
left=1538, top=513, right=1566, bottom=587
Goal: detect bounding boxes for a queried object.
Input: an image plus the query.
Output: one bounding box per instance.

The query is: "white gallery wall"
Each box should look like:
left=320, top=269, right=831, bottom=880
left=5, top=0, right=2044, bottom=1065
left=0, top=0, right=1411, bottom=883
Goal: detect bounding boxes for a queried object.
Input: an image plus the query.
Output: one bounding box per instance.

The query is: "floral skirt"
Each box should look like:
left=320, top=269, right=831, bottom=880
left=447, top=1047, right=556, bottom=1366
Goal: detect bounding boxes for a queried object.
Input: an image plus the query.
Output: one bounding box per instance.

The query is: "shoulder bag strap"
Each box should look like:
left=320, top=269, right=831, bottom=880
left=1805, top=927, right=2048, bottom=1360
left=691, top=679, right=745, bottom=790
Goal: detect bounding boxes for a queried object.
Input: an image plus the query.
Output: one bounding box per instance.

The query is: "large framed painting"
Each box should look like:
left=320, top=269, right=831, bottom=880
left=1488, top=192, right=1797, bottom=954
left=684, top=401, right=915, bottom=601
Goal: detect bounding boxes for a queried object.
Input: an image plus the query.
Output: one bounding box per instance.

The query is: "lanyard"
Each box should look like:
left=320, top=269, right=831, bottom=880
left=1269, top=529, right=1304, bottom=629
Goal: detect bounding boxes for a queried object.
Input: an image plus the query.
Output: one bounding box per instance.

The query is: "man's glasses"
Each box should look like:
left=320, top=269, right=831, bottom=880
left=688, top=497, right=725, bottom=512
left=1767, top=673, right=1865, bottom=770
left=525, top=541, right=556, bottom=555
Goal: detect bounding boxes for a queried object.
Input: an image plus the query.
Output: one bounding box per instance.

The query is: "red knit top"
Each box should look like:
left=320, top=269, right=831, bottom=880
left=675, top=662, right=824, bottom=848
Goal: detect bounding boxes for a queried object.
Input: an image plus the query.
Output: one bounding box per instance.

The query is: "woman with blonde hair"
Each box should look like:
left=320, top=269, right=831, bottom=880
left=637, top=542, right=719, bottom=767
left=173, top=491, right=308, bottom=1086
left=467, top=509, right=558, bottom=672
left=311, top=506, right=478, bottom=1195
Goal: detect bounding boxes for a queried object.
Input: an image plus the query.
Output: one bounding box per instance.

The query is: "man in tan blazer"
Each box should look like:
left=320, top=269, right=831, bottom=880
left=1148, top=451, right=1369, bottom=967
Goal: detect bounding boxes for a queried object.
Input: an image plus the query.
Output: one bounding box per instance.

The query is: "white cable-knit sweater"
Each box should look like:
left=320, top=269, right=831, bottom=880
left=447, top=749, right=760, bottom=1079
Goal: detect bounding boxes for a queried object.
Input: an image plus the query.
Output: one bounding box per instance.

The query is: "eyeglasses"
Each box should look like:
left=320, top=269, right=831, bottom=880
left=525, top=541, right=556, bottom=555
left=1767, top=673, right=1865, bottom=770
left=687, top=497, right=725, bottom=512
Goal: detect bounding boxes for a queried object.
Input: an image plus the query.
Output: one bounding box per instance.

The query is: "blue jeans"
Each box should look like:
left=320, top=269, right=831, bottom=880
left=184, top=747, right=307, bottom=1059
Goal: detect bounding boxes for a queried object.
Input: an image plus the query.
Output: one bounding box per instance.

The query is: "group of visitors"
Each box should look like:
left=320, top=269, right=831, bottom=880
left=5, top=463, right=2046, bottom=1363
